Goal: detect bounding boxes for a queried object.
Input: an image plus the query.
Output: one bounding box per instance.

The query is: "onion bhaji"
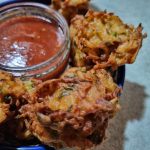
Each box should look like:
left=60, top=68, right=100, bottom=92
left=0, top=71, right=41, bottom=124
left=51, top=0, right=90, bottom=23
left=0, top=72, right=42, bottom=144
left=0, top=71, right=27, bottom=124
left=20, top=67, right=121, bottom=149
left=70, top=10, right=144, bottom=69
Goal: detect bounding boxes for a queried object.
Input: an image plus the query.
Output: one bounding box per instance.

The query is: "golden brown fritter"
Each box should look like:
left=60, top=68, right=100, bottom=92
left=0, top=71, right=41, bottom=124
left=0, top=71, right=42, bottom=144
left=0, top=104, right=9, bottom=124
left=51, top=0, right=90, bottom=23
left=20, top=67, right=121, bottom=149
left=70, top=10, right=144, bottom=69
left=0, top=71, right=27, bottom=124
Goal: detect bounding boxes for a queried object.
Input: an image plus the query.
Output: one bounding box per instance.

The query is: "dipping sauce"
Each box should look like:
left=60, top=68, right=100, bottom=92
left=0, top=16, right=64, bottom=67
left=0, top=3, right=70, bottom=80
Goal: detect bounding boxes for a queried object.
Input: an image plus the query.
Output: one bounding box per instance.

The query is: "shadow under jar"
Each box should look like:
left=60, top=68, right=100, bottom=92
left=0, top=2, right=70, bottom=80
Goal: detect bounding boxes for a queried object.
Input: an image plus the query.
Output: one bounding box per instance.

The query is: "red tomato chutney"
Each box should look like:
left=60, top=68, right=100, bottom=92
left=0, top=15, right=70, bottom=80
left=0, top=16, right=64, bottom=67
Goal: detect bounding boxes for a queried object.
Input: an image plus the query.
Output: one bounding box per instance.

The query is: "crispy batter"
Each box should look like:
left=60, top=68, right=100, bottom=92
left=0, top=71, right=27, bottom=124
left=51, top=0, right=90, bottom=23
left=0, top=73, right=43, bottom=144
left=20, top=67, right=121, bottom=149
left=70, top=10, right=144, bottom=69
left=0, top=71, right=41, bottom=124
left=0, top=104, right=10, bottom=123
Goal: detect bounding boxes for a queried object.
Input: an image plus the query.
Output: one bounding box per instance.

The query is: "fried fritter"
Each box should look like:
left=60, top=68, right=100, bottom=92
left=20, top=67, right=121, bottom=149
left=51, top=0, right=90, bottom=23
left=0, top=71, right=43, bottom=144
left=0, top=104, right=9, bottom=124
left=0, top=71, right=27, bottom=124
left=0, top=71, right=41, bottom=124
left=70, top=10, right=144, bottom=69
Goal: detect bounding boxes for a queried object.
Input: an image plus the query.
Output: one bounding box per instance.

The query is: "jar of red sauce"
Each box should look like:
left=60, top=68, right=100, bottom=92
left=0, top=2, right=70, bottom=80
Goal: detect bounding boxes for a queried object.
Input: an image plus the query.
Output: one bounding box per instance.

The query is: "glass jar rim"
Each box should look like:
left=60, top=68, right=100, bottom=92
left=0, top=2, right=70, bottom=72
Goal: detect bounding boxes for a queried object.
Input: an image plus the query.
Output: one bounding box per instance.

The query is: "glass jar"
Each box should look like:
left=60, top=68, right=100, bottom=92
left=0, top=2, right=70, bottom=80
